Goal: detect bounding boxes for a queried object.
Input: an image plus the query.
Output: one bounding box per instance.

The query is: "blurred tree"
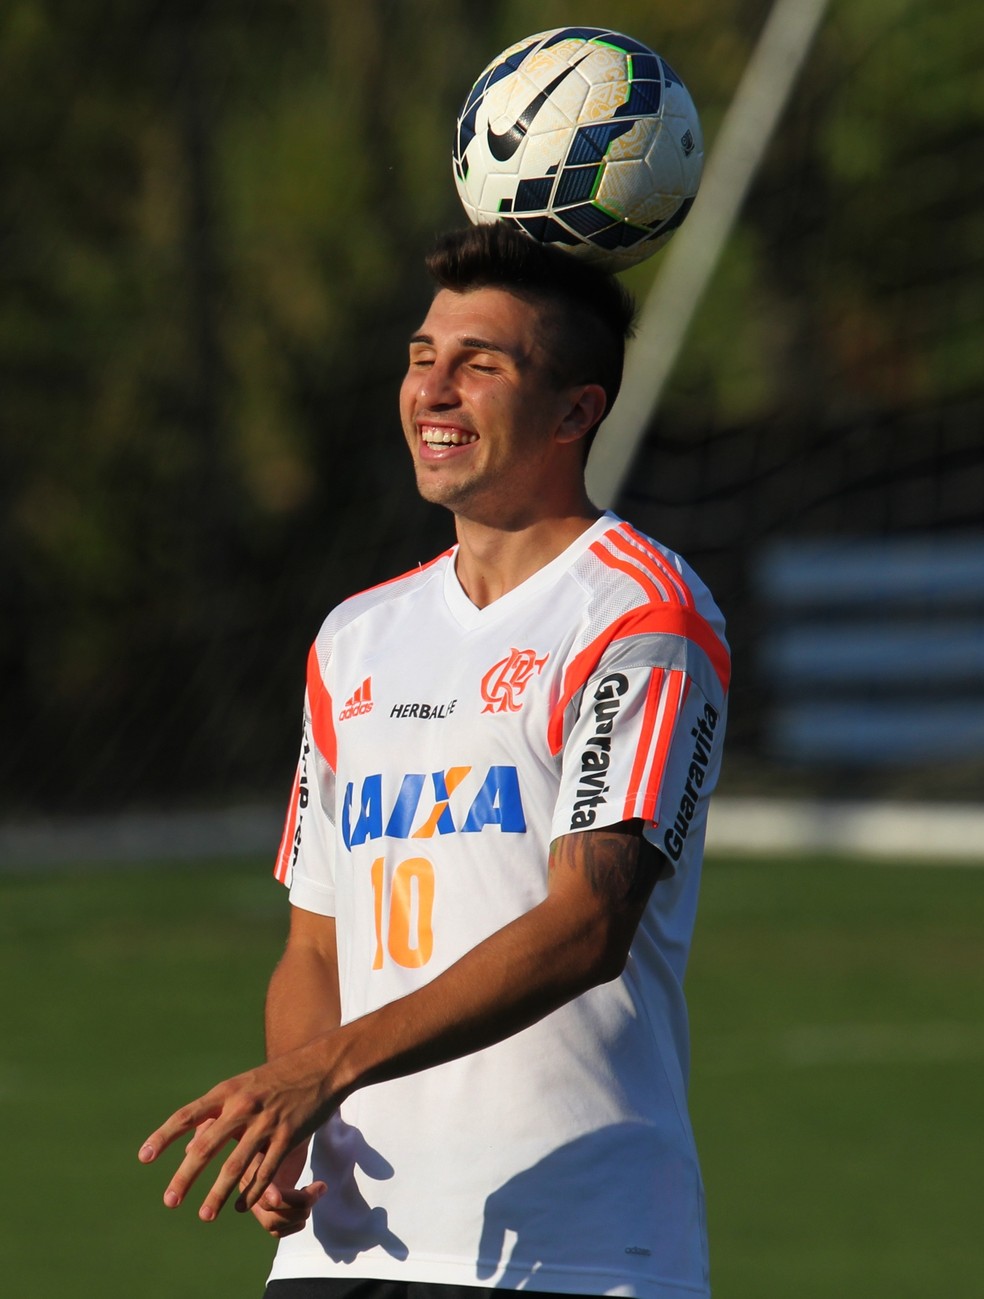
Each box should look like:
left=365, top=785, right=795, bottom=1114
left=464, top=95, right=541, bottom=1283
left=0, top=0, right=980, bottom=815
left=0, top=0, right=493, bottom=812
left=661, top=0, right=984, bottom=424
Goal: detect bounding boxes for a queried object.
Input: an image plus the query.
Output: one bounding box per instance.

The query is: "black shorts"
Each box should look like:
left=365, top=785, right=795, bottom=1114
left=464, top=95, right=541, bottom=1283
left=264, top=1282, right=597, bottom=1299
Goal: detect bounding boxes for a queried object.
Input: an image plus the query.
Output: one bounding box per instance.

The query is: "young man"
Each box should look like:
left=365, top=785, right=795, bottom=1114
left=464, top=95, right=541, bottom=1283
left=140, top=223, right=730, bottom=1299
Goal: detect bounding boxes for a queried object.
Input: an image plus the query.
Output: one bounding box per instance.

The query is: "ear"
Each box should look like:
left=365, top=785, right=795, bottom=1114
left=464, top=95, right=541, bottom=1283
left=554, top=383, right=607, bottom=446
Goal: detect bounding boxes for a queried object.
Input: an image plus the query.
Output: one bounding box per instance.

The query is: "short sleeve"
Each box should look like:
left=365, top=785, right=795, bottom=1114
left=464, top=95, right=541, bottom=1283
left=273, top=705, right=337, bottom=916
left=550, top=661, right=726, bottom=871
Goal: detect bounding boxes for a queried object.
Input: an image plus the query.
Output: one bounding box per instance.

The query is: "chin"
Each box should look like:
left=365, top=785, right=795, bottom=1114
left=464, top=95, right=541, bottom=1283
left=415, top=468, right=476, bottom=509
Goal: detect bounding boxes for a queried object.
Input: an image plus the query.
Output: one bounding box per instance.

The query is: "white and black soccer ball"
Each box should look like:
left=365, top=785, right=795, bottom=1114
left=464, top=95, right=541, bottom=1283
left=452, top=27, right=703, bottom=273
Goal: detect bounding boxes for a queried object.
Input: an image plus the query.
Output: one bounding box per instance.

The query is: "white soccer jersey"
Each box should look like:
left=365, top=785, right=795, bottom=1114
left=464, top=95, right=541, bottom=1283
left=269, top=513, right=729, bottom=1299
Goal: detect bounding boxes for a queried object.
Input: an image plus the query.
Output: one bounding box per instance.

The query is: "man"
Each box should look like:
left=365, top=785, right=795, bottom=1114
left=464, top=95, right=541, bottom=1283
left=140, top=222, right=730, bottom=1299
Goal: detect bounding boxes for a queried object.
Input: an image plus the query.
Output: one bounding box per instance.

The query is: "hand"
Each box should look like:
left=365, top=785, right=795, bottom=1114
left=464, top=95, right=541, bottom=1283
left=138, top=1040, right=338, bottom=1223
left=183, top=1123, right=325, bottom=1237
left=250, top=1174, right=328, bottom=1238
left=245, top=1144, right=327, bottom=1238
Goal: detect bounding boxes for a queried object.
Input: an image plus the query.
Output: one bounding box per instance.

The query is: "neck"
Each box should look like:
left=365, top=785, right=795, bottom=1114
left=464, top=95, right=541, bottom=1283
left=453, top=503, right=603, bottom=609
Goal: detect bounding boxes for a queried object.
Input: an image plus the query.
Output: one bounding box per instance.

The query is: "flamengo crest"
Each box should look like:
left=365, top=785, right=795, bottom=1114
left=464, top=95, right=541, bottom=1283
left=480, top=647, right=548, bottom=714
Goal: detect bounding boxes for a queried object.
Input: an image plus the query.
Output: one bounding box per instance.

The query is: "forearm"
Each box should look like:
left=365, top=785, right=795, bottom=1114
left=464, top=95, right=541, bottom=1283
left=244, top=933, right=338, bottom=1230
left=265, top=941, right=341, bottom=1059
left=322, top=889, right=607, bottom=1101
left=139, top=827, right=655, bottom=1221
left=308, top=825, right=653, bottom=1106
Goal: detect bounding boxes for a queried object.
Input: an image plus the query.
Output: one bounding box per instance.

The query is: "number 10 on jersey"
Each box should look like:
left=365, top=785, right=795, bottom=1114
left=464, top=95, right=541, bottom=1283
left=370, top=856, right=435, bottom=969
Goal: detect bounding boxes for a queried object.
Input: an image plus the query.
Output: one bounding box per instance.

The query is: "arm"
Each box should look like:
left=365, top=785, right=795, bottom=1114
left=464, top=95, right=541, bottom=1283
left=139, top=821, right=660, bottom=1222
left=245, top=906, right=340, bottom=1237
left=265, top=905, right=341, bottom=1057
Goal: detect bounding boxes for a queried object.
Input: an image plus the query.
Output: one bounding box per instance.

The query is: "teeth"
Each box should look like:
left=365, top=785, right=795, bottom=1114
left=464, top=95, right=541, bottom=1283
left=421, top=428, right=478, bottom=446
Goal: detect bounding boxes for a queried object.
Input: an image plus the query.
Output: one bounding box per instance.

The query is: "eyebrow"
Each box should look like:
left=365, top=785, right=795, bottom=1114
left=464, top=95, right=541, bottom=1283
left=408, top=332, right=521, bottom=362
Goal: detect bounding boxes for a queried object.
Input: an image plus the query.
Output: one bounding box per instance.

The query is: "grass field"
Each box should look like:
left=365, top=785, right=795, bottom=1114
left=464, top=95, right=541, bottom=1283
left=1, top=852, right=981, bottom=1298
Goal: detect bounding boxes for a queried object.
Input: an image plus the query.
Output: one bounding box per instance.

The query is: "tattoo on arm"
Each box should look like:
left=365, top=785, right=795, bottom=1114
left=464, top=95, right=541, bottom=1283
left=551, top=827, right=659, bottom=911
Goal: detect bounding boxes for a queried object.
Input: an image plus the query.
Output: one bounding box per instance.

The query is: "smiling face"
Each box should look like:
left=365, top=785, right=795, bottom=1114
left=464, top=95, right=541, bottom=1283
left=400, top=286, right=604, bottom=528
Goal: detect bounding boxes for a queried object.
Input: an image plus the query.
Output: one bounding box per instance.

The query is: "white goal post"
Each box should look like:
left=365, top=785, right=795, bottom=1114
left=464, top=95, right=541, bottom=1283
left=586, top=0, right=833, bottom=508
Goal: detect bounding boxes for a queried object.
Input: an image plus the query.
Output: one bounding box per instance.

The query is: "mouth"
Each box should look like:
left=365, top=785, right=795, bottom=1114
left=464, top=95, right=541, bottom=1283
left=418, top=423, right=479, bottom=456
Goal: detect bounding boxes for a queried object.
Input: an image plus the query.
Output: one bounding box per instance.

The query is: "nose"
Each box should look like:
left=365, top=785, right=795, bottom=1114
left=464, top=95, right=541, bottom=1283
left=415, top=357, right=459, bottom=409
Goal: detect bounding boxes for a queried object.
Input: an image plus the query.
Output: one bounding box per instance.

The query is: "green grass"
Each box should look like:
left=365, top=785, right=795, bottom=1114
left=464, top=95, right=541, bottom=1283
left=1, top=853, right=982, bottom=1297
left=0, top=862, right=285, bottom=1298
left=688, top=856, right=984, bottom=1297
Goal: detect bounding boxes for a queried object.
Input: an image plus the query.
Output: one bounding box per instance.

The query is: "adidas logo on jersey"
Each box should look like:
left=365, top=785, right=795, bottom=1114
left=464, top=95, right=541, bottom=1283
left=339, top=677, right=374, bottom=721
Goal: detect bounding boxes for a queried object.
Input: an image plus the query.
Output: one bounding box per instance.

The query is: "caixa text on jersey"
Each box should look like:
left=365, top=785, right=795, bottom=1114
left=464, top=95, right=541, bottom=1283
left=341, top=765, right=527, bottom=849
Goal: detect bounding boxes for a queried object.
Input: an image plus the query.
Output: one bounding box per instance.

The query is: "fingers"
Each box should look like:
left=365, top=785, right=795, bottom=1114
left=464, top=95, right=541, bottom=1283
left=138, top=1091, right=253, bottom=1218
left=169, top=1119, right=285, bottom=1222
left=139, top=1051, right=332, bottom=1223
left=234, top=1140, right=290, bottom=1215
left=250, top=1181, right=327, bottom=1238
left=239, top=1149, right=264, bottom=1194
left=139, top=1077, right=299, bottom=1221
left=138, top=1093, right=224, bottom=1165
left=187, top=1117, right=217, bottom=1156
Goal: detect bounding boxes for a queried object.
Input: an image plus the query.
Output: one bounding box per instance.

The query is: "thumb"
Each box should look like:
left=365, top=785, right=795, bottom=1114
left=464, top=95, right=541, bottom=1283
left=260, top=1183, right=285, bottom=1211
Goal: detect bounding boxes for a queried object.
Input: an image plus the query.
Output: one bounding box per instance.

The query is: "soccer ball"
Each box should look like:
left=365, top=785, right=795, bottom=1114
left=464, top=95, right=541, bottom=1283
left=452, top=27, right=703, bottom=273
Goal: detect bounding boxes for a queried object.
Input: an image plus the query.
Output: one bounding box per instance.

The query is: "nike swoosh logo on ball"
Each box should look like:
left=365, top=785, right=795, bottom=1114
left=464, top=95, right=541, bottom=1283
left=487, top=46, right=595, bottom=162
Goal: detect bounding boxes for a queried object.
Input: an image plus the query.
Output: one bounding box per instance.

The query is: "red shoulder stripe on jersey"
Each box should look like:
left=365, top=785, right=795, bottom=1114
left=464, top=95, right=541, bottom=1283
left=355, top=548, right=454, bottom=597
left=546, top=604, right=730, bottom=755
left=610, top=523, right=696, bottom=609
left=624, top=668, right=686, bottom=822
left=623, top=667, right=666, bottom=820
left=590, top=539, right=675, bottom=606
left=273, top=768, right=301, bottom=884
left=595, top=527, right=697, bottom=609
left=307, top=643, right=337, bottom=769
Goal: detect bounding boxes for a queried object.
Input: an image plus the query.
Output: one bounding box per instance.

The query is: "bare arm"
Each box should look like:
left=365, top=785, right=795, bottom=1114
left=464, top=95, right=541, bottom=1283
left=265, top=906, right=341, bottom=1057
left=245, top=906, right=340, bottom=1237
left=139, top=822, right=660, bottom=1222
left=337, top=822, right=659, bottom=1084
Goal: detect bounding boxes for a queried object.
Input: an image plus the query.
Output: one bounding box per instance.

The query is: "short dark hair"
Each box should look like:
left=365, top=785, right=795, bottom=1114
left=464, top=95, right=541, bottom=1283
left=424, top=224, right=637, bottom=442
